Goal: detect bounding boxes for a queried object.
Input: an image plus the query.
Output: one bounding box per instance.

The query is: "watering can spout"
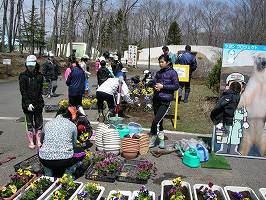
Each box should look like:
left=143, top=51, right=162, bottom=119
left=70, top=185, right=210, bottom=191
left=175, top=144, right=184, bottom=156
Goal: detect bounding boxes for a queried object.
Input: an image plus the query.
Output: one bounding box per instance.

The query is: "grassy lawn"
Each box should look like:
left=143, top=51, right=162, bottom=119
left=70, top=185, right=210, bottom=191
left=128, top=79, right=218, bottom=135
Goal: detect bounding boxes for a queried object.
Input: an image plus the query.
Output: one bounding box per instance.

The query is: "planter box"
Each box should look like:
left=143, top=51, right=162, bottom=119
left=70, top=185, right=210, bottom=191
left=224, top=186, right=259, bottom=200
left=75, top=185, right=105, bottom=200
left=107, top=190, right=132, bottom=200
left=1, top=174, right=37, bottom=200
left=193, top=184, right=227, bottom=200
left=161, top=180, right=193, bottom=200
left=14, top=176, right=58, bottom=200
left=259, top=188, right=266, bottom=200
left=132, top=191, right=155, bottom=200
left=44, top=181, right=83, bottom=200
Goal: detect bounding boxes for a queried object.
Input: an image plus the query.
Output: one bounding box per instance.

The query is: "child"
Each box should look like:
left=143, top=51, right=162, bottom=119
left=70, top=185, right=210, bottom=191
left=97, top=60, right=113, bottom=86
left=19, top=55, right=44, bottom=149
left=148, top=54, right=179, bottom=149
left=211, top=81, right=242, bottom=153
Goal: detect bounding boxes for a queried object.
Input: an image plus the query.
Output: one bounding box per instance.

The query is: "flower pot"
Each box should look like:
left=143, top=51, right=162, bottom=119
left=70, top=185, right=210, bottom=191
left=122, top=151, right=138, bottom=160
left=75, top=185, right=105, bottom=200
left=139, top=134, right=149, bottom=155
left=259, top=188, right=266, bottom=200
left=2, top=174, right=37, bottom=200
left=161, top=180, right=193, bottom=200
left=45, top=181, right=84, bottom=200
left=14, top=176, right=58, bottom=200
left=107, top=190, right=132, bottom=200
left=224, top=186, right=259, bottom=200
left=95, top=123, right=106, bottom=151
left=103, top=128, right=121, bottom=155
left=132, top=191, right=155, bottom=200
left=193, top=184, right=227, bottom=200
left=122, top=137, right=140, bottom=153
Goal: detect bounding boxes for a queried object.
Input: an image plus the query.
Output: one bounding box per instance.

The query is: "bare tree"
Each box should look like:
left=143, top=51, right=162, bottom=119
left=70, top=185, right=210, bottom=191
left=1, top=0, right=8, bottom=52
left=51, top=0, right=60, bottom=55
left=30, top=0, right=35, bottom=54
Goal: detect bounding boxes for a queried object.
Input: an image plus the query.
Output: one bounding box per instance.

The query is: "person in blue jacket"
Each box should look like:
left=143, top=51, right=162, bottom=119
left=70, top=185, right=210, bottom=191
left=66, top=58, right=86, bottom=107
left=162, top=46, right=177, bottom=65
left=148, top=54, right=179, bottom=149
left=176, top=45, right=197, bottom=103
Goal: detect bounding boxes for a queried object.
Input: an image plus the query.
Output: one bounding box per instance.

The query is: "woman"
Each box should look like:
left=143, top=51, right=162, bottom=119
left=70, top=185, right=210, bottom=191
left=148, top=54, right=179, bottom=149
left=39, top=108, right=85, bottom=177
left=66, top=59, right=86, bottom=107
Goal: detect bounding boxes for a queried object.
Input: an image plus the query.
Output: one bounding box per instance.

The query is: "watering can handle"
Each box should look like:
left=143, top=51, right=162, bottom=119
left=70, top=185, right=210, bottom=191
left=175, top=144, right=184, bottom=156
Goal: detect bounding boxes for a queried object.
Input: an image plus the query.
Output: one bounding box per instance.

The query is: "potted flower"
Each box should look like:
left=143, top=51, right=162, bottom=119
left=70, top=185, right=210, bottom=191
left=193, top=182, right=227, bottom=200
left=94, top=156, right=122, bottom=177
left=76, top=183, right=105, bottom=200
left=161, top=177, right=193, bottom=200
left=15, top=176, right=57, bottom=200
left=224, top=186, right=259, bottom=200
left=0, top=169, right=36, bottom=200
left=107, top=190, right=132, bottom=200
left=136, top=160, right=157, bottom=183
left=132, top=186, right=155, bottom=200
left=47, top=174, right=83, bottom=200
left=259, top=188, right=266, bottom=200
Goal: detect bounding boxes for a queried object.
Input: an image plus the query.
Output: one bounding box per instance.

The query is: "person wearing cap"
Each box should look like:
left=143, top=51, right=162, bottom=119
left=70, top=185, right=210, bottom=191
left=42, top=53, right=60, bottom=98
left=162, top=46, right=177, bottom=66
left=96, top=77, right=133, bottom=121
left=176, top=45, right=197, bottom=103
left=19, top=55, right=44, bottom=149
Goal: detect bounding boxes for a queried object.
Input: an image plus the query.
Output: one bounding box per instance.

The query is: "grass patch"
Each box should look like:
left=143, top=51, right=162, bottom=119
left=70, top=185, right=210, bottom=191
left=201, top=152, right=231, bottom=170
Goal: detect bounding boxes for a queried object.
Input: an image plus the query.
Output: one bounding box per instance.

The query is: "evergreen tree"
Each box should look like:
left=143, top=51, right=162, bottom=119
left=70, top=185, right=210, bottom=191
left=166, top=21, right=182, bottom=45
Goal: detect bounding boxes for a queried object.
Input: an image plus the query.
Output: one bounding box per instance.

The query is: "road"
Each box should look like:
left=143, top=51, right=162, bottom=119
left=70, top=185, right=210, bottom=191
left=0, top=75, right=265, bottom=199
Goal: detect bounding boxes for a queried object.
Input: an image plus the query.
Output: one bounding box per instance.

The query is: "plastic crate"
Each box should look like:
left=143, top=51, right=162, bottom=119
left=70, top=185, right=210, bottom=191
left=14, top=154, right=43, bottom=173
left=44, top=104, right=59, bottom=112
left=116, top=160, right=148, bottom=184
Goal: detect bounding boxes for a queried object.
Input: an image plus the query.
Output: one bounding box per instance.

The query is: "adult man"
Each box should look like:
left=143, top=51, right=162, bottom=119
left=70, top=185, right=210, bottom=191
left=19, top=55, right=44, bottom=149
left=42, top=53, right=60, bottom=98
left=176, top=45, right=197, bottom=103
left=79, top=55, right=91, bottom=96
left=162, top=46, right=177, bottom=65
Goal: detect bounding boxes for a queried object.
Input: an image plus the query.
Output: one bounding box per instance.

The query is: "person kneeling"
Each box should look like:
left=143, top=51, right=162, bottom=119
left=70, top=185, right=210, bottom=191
left=39, top=110, right=85, bottom=177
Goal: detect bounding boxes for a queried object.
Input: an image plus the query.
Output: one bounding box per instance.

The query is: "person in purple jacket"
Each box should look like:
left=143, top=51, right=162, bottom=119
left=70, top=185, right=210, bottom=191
left=148, top=54, right=179, bottom=148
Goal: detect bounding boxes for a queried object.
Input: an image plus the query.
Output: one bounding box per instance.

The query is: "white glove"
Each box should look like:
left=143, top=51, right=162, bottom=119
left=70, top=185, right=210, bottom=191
left=216, top=123, right=223, bottom=129
left=28, top=104, right=35, bottom=112
left=243, top=122, right=250, bottom=129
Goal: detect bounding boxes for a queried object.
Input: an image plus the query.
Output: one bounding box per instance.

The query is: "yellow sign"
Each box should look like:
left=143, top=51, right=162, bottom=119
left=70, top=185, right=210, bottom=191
left=173, top=64, right=190, bottom=82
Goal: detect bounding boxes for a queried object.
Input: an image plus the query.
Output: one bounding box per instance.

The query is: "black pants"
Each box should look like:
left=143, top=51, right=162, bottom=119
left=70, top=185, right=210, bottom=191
left=96, top=91, right=115, bottom=112
left=24, top=111, right=43, bottom=133
left=150, top=99, right=171, bottom=135
left=69, top=95, right=83, bottom=107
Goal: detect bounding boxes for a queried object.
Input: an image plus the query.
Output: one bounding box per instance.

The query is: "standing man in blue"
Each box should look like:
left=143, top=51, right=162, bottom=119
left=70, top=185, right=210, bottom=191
left=162, top=46, right=177, bottom=66
left=176, top=45, right=197, bottom=103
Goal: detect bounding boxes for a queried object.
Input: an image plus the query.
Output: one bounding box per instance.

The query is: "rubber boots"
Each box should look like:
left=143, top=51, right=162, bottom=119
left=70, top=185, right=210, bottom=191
left=26, top=131, right=35, bottom=149
left=184, top=88, right=190, bottom=103
left=149, top=135, right=157, bottom=148
left=36, top=130, right=42, bottom=148
left=158, top=131, right=165, bottom=149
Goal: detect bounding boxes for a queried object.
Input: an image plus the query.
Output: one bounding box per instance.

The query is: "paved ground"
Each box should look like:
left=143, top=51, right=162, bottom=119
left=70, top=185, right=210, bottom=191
left=0, top=74, right=265, bottom=199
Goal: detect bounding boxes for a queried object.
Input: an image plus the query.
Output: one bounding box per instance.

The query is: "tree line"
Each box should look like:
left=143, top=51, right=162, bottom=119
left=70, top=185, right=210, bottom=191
left=0, top=0, right=265, bottom=57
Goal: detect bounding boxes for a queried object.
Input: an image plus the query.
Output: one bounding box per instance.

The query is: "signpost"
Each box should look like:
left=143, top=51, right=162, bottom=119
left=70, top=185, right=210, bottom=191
left=172, top=64, right=190, bottom=129
left=128, top=45, right=138, bottom=67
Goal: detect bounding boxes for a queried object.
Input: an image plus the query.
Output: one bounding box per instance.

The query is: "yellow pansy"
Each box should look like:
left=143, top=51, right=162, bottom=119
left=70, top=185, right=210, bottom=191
left=9, top=185, right=17, bottom=194
left=172, top=177, right=182, bottom=187
left=24, top=170, right=32, bottom=176
left=243, top=198, right=250, bottom=200
left=1, top=186, right=7, bottom=192
left=17, top=169, right=23, bottom=176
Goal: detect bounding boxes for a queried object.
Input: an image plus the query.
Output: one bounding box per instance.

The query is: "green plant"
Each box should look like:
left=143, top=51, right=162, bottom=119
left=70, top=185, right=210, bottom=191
left=167, top=177, right=186, bottom=200
left=110, top=192, right=127, bottom=200
left=136, top=186, right=153, bottom=200
left=207, top=58, right=222, bottom=93
left=77, top=183, right=101, bottom=199
left=136, top=161, right=157, bottom=181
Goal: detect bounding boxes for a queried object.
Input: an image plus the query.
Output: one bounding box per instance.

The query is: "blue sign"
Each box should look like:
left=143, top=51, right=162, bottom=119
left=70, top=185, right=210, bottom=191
left=224, top=43, right=266, bottom=52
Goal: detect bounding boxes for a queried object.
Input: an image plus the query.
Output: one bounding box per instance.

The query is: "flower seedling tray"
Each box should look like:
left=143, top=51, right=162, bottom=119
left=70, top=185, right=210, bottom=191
left=224, top=186, right=259, bottom=200
left=44, top=181, right=83, bottom=200
left=132, top=191, right=155, bottom=200
left=107, top=190, right=132, bottom=200
left=161, top=180, right=193, bottom=200
left=14, top=154, right=43, bottom=174
left=75, top=185, right=105, bottom=200
left=259, top=188, right=266, bottom=200
left=85, top=163, right=121, bottom=183
left=193, top=184, right=228, bottom=200
left=44, top=105, right=59, bottom=112
left=14, top=176, right=58, bottom=200
left=116, top=160, right=148, bottom=184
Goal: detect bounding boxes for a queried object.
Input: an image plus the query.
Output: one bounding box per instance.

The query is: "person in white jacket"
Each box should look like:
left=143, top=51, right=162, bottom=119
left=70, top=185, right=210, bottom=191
left=96, top=77, right=133, bottom=121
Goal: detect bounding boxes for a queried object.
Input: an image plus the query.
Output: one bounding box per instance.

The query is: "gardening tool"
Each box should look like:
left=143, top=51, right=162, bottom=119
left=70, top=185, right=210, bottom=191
left=175, top=144, right=200, bottom=168
left=114, top=76, right=124, bottom=118
left=196, top=144, right=209, bottom=162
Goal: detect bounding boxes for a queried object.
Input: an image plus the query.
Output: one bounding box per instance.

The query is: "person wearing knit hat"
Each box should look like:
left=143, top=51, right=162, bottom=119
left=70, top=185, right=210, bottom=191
left=19, top=55, right=44, bottom=149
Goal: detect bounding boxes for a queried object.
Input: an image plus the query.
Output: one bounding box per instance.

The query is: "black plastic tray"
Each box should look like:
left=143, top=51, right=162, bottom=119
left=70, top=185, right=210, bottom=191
left=44, top=104, right=59, bottom=112
left=14, top=154, right=43, bottom=173
left=116, top=160, right=148, bottom=184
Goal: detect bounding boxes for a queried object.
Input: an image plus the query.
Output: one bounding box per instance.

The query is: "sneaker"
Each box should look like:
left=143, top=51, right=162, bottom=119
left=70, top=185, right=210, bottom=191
left=158, top=131, right=165, bottom=149
left=149, top=135, right=157, bottom=148
left=159, top=140, right=165, bottom=149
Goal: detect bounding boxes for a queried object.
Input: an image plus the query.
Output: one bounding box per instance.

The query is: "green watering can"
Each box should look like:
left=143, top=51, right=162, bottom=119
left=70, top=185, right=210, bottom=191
left=175, top=144, right=200, bottom=168
left=116, top=124, right=130, bottom=138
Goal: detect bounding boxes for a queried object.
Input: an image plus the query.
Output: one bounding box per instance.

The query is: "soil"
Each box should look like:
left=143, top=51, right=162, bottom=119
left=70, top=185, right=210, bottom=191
left=163, top=185, right=190, bottom=200
left=196, top=189, right=224, bottom=200
left=227, top=190, right=254, bottom=200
